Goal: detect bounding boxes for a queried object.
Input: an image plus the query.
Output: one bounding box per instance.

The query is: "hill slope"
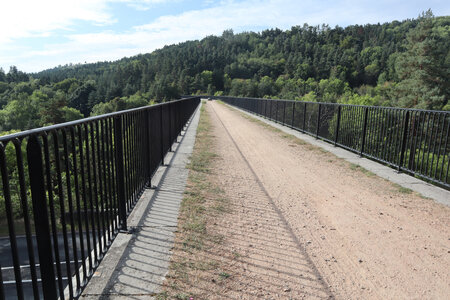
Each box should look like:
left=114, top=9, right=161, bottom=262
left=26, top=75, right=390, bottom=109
left=0, top=11, right=448, bottom=132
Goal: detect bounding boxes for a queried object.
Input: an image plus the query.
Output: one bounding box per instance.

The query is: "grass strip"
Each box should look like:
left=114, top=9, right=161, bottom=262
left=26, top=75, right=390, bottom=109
left=158, top=102, right=229, bottom=299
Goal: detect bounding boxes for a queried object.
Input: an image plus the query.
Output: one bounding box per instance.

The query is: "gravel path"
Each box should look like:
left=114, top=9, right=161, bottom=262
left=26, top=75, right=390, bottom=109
left=208, top=101, right=450, bottom=299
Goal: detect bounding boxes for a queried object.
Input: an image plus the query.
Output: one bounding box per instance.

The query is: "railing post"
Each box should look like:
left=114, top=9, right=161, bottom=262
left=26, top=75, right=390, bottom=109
left=275, top=101, right=279, bottom=123
left=334, top=105, right=341, bottom=146
left=360, top=107, right=369, bottom=156
left=264, top=100, right=267, bottom=118
left=26, top=136, right=57, bottom=300
left=303, top=102, right=307, bottom=132
left=169, top=102, right=173, bottom=151
left=146, top=109, right=153, bottom=188
left=269, top=101, right=273, bottom=121
left=113, top=116, right=127, bottom=231
left=160, top=105, right=165, bottom=165
left=282, top=101, right=286, bottom=125
left=398, top=110, right=410, bottom=171
left=316, top=104, right=321, bottom=138
left=291, top=102, right=295, bottom=128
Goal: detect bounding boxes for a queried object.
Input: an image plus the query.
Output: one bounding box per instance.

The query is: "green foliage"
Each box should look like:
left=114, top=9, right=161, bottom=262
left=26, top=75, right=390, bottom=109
left=90, top=93, right=150, bottom=116
left=0, top=13, right=448, bottom=136
left=302, top=91, right=317, bottom=102
left=338, top=92, right=381, bottom=106
left=394, top=10, right=449, bottom=110
left=62, top=107, right=84, bottom=121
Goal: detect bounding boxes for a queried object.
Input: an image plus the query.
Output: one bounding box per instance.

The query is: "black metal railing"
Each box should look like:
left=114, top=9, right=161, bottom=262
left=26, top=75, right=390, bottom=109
left=0, top=96, right=200, bottom=299
left=213, top=96, right=449, bottom=189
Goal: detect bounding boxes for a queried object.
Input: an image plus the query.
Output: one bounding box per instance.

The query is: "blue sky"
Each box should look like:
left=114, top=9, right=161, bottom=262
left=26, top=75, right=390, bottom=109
left=0, top=0, right=448, bottom=73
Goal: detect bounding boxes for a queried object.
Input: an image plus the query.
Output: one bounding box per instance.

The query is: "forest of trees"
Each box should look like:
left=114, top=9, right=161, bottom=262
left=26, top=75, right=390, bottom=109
left=0, top=10, right=448, bottom=135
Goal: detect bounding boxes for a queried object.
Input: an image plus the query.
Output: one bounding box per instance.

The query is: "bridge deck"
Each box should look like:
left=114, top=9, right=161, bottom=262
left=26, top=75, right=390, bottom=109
left=166, top=101, right=448, bottom=299
left=83, top=100, right=449, bottom=299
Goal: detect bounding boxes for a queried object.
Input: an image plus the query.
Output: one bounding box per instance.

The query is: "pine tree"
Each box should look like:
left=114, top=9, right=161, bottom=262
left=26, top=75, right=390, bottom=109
left=394, top=10, right=449, bottom=110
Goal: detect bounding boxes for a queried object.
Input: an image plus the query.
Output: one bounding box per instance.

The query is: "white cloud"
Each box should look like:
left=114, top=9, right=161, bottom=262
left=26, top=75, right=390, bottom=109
left=0, top=0, right=115, bottom=44
left=115, top=0, right=179, bottom=11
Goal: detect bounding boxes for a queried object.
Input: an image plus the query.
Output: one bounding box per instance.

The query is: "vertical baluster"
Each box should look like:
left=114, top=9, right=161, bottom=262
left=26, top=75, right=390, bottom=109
left=77, top=127, right=93, bottom=274
left=160, top=105, right=165, bottom=165
left=334, top=105, right=341, bottom=146
left=398, top=111, right=410, bottom=171
left=27, top=136, right=57, bottom=299
left=360, top=107, right=369, bottom=156
left=84, top=124, right=98, bottom=265
left=425, top=113, right=437, bottom=177
left=41, top=135, right=64, bottom=299
left=149, top=108, right=154, bottom=188
left=70, top=127, right=87, bottom=284
left=114, top=116, right=127, bottom=231
left=104, top=119, right=116, bottom=229
left=53, top=131, right=74, bottom=299
left=316, top=104, right=321, bottom=138
left=90, top=123, right=105, bottom=257
left=303, top=102, right=307, bottom=133
left=108, top=118, right=119, bottom=228
left=291, top=102, right=296, bottom=129
left=432, top=114, right=445, bottom=180
left=438, top=118, right=449, bottom=182
left=62, top=130, right=81, bottom=292
left=12, top=139, right=40, bottom=299
left=0, top=143, right=24, bottom=300
left=417, top=112, right=426, bottom=173
left=99, top=120, right=111, bottom=244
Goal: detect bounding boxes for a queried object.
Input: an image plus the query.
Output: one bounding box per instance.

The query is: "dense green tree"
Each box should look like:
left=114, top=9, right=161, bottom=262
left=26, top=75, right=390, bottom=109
left=394, top=10, right=449, bottom=109
left=6, top=66, right=29, bottom=83
left=0, top=68, right=6, bottom=82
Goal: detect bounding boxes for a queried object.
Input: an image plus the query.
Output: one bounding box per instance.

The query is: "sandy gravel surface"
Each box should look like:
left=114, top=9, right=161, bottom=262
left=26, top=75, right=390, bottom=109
left=206, top=101, right=450, bottom=299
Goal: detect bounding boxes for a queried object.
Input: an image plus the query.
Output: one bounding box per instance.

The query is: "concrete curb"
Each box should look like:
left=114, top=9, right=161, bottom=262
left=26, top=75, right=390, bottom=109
left=225, top=103, right=450, bottom=207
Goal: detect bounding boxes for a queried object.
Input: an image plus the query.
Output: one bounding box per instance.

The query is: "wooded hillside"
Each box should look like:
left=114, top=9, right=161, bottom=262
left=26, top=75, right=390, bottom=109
left=0, top=11, right=448, bottom=134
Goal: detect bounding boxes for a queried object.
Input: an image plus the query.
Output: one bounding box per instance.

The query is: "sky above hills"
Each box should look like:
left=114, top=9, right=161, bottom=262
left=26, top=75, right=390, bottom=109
left=0, top=0, right=448, bottom=73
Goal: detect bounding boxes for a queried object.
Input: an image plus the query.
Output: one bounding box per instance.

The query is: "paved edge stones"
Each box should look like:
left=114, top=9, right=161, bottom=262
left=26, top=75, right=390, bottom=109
left=81, top=102, right=202, bottom=299
left=224, top=102, right=450, bottom=207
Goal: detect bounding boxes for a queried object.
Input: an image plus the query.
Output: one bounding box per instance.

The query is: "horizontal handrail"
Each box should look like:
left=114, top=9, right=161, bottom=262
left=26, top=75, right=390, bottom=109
left=195, top=95, right=450, bottom=112
left=0, top=96, right=200, bottom=143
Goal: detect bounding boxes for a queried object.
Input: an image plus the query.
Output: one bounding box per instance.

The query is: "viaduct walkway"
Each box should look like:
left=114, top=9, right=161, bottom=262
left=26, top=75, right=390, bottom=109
left=83, top=100, right=449, bottom=299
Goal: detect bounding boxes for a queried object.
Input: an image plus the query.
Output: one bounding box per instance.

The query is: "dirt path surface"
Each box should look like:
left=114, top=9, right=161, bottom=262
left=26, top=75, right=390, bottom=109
left=205, top=101, right=450, bottom=299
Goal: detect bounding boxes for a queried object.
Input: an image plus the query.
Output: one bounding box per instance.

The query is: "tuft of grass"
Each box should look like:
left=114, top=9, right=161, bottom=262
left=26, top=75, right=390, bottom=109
left=175, top=293, right=191, bottom=300
left=194, top=260, right=219, bottom=271
left=394, top=184, right=414, bottom=194
left=349, top=163, right=376, bottom=177
left=218, top=272, right=231, bottom=280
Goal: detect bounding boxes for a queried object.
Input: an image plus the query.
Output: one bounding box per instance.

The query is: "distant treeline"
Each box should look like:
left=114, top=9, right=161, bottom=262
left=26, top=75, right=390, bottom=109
left=0, top=10, right=448, bottom=134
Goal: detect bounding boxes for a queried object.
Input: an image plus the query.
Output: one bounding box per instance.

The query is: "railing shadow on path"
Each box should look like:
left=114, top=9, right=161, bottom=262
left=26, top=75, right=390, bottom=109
left=81, top=103, right=202, bottom=299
